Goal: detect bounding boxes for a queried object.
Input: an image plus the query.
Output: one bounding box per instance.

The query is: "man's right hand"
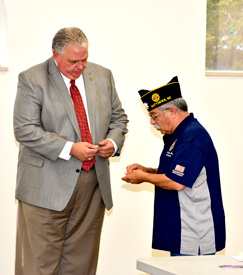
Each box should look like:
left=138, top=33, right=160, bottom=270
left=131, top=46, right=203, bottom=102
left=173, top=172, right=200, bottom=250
left=70, top=142, right=99, bottom=162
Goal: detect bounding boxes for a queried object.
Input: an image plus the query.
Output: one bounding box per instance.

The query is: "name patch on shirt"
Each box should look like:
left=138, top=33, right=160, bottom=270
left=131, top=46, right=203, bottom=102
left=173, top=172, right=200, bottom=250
left=166, top=151, right=173, bottom=157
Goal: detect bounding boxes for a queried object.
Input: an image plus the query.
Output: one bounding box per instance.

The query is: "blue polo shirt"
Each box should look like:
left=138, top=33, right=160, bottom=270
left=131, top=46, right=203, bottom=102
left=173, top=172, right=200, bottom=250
left=152, top=113, right=225, bottom=255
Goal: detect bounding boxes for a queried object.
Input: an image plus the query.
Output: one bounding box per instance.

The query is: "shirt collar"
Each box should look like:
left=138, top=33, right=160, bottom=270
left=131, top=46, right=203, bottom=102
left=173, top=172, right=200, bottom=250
left=53, top=58, right=83, bottom=89
left=171, top=113, right=194, bottom=137
left=163, top=113, right=194, bottom=144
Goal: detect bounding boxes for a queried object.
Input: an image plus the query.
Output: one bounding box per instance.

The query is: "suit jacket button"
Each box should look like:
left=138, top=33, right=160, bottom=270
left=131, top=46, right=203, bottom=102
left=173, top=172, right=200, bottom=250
left=76, top=169, right=80, bottom=173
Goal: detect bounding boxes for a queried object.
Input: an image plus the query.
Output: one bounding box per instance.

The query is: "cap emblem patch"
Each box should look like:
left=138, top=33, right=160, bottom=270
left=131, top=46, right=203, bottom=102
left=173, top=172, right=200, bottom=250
left=152, top=93, right=160, bottom=102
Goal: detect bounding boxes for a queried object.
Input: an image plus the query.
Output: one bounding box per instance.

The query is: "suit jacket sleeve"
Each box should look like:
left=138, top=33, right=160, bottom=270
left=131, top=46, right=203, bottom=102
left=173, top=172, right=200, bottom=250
left=105, top=71, right=128, bottom=155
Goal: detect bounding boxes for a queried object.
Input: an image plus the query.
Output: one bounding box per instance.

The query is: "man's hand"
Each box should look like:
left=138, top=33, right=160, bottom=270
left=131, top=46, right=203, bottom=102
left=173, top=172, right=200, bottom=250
left=122, top=163, right=158, bottom=184
left=125, top=163, right=147, bottom=173
left=122, top=163, right=148, bottom=184
left=97, top=139, right=114, bottom=159
left=122, top=163, right=186, bottom=191
left=70, top=142, right=99, bottom=162
left=122, top=168, right=145, bottom=184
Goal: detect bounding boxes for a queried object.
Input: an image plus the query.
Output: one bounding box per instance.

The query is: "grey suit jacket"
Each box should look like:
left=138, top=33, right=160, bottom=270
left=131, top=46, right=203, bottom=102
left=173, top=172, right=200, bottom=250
left=14, top=57, right=128, bottom=211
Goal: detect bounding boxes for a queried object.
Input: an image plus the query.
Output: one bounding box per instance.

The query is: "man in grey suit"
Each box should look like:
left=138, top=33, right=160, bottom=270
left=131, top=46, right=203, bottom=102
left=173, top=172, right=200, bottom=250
left=14, top=27, right=128, bottom=275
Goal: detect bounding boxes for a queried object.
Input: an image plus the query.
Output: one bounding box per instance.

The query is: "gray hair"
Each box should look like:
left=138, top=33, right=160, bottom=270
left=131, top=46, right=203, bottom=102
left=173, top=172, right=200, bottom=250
left=52, top=27, right=88, bottom=54
left=158, top=98, right=188, bottom=113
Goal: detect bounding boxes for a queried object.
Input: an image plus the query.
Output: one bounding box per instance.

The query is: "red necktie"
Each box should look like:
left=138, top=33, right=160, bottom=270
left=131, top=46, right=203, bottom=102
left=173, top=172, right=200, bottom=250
left=70, top=80, right=95, bottom=171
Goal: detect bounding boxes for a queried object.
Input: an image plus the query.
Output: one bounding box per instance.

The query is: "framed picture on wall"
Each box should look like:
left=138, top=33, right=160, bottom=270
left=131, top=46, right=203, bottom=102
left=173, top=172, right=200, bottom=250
left=0, top=0, right=8, bottom=71
left=206, top=0, right=243, bottom=76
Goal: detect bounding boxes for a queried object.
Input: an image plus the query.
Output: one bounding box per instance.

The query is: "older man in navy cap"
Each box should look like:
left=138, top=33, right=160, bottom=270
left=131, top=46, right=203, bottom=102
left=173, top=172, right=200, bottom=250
left=122, top=76, right=225, bottom=256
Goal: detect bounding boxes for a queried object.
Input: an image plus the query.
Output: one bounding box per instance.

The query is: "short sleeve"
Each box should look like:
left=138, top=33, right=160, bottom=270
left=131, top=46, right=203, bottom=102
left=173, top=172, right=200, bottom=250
left=165, top=142, right=205, bottom=188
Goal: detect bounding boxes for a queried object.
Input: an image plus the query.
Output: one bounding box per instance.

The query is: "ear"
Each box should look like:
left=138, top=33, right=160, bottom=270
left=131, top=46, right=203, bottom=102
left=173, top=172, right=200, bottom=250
left=168, top=107, right=177, bottom=119
left=53, top=50, right=59, bottom=60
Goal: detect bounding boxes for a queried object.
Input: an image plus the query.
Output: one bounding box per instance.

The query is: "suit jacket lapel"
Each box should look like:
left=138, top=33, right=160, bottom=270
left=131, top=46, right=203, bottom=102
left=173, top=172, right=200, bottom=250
left=48, top=57, right=81, bottom=140
left=83, top=66, right=97, bottom=144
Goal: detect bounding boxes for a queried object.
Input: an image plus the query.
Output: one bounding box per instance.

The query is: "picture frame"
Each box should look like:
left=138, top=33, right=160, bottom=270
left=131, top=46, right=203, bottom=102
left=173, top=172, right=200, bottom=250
left=206, top=0, right=243, bottom=76
left=0, top=0, right=8, bottom=71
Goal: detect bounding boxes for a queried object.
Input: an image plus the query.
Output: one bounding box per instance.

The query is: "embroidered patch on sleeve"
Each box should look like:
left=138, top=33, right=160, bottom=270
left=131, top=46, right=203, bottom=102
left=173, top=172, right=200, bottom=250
left=175, top=164, right=185, bottom=173
left=172, top=164, right=185, bottom=177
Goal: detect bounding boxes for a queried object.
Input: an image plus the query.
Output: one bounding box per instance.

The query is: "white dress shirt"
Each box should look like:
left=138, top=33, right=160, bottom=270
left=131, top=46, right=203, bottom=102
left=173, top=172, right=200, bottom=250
left=58, top=71, right=117, bottom=160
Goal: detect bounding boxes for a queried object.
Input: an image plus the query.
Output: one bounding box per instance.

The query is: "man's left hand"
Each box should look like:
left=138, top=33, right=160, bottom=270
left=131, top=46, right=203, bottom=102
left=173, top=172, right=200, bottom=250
left=97, top=139, right=114, bottom=159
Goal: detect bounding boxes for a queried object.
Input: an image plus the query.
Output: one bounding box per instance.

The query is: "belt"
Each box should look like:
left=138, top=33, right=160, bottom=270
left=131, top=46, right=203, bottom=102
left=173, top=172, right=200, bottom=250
left=81, top=165, right=95, bottom=171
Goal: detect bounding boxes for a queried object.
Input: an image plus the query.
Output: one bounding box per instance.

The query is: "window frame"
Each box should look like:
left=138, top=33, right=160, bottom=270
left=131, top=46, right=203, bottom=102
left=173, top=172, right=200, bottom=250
left=0, top=0, right=8, bottom=71
left=205, top=0, right=243, bottom=76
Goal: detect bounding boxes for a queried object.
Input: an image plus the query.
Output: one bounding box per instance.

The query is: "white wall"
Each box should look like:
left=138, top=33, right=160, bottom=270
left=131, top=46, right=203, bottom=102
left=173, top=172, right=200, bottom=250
left=1, top=0, right=243, bottom=274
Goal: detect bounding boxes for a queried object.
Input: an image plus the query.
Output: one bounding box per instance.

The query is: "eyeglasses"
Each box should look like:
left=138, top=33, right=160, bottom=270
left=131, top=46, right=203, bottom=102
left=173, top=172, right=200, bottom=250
left=148, top=108, right=169, bottom=120
left=148, top=112, right=162, bottom=120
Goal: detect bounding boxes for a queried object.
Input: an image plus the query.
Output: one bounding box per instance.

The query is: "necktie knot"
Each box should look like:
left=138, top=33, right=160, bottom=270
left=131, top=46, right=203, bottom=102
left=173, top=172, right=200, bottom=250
left=70, top=79, right=75, bottom=86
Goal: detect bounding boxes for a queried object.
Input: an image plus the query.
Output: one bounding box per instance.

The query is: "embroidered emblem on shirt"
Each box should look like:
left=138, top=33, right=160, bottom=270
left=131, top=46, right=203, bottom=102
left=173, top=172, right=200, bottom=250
left=166, top=139, right=177, bottom=157
left=172, top=164, right=185, bottom=177
left=169, top=140, right=177, bottom=151
left=175, top=164, right=185, bottom=173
